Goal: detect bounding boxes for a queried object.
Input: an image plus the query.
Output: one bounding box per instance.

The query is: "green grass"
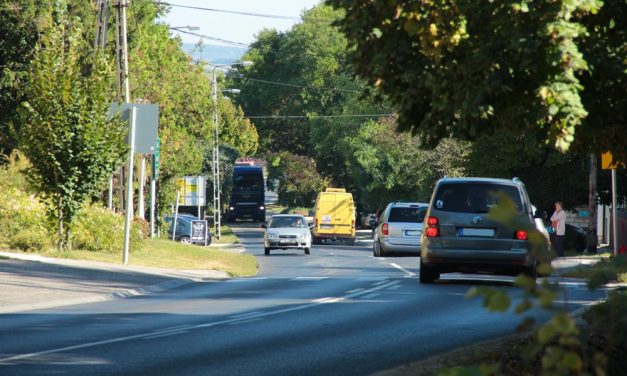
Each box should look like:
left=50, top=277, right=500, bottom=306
left=214, top=225, right=239, bottom=244
left=562, top=255, right=627, bottom=284
left=2, top=228, right=258, bottom=277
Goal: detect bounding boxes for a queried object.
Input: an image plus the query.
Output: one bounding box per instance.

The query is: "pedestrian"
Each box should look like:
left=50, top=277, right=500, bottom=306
left=550, top=201, right=566, bottom=257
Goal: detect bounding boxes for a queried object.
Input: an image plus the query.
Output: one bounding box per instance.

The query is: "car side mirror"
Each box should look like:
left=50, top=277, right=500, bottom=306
left=260, top=224, right=267, bottom=229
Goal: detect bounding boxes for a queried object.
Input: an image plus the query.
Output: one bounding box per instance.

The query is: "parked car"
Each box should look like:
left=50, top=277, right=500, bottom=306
left=164, top=215, right=212, bottom=245
left=359, top=212, right=377, bottom=229
left=420, top=177, right=549, bottom=283
left=547, top=223, right=587, bottom=253
left=262, top=214, right=312, bottom=255
left=373, top=202, right=428, bottom=257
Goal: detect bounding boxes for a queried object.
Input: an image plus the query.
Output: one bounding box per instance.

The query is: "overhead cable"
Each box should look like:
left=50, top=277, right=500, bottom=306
left=155, top=1, right=332, bottom=22
left=171, top=28, right=250, bottom=47
left=231, top=75, right=362, bottom=94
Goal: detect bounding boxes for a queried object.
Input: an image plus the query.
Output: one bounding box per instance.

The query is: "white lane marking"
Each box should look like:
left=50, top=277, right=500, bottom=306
left=361, top=293, right=380, bottom=299
left=389, top=263, right=416, bottom=276
left=225, top=277, right=268, bottom=282
left=143, top=330, right=189, bottom=340
left=346, top=288, right=365, bottom=294
left=386, top=285, right=402, bottom=291
left=231, top=311, right=265, bottom=320
left=0, top=280, right=401, bottom=364
left=373, top=280, right=390, bottom=286
left=227, top=318, right=263, bottom=326
left=290, top=277, right=328, bottom=281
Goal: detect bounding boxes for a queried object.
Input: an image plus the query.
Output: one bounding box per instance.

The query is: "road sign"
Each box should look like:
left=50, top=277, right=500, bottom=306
left=109, top=103, right=159, bottom=154
left=153, top=138, right=160, bottom=179
left=601, top=151, right=624, bottom=170
left=177, top=176, right=206, bottom=206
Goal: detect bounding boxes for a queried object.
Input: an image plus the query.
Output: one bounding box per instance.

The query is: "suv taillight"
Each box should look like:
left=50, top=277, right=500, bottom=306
left=515, top=230, right=528, bottom=240
left=382, top=223, right=389, bottom=236
left=426, top=216, right=440, bottom=237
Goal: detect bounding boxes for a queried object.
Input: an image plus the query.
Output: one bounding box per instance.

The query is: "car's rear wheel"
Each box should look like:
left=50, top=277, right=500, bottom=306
left=264, top=247, right=270, bottom=255
left=304, top=247, right=310, bottom=255
left=419, top=259, right=438, bottom=283
left=373, top=241, right=382, bottom=257
left=179, top=236, right=191, bottom=245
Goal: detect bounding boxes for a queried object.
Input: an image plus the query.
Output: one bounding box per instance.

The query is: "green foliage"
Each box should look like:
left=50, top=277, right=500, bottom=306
left=328, top=0, right=623, bottom=158
left=17, top=3, right=126, bottom=249
left=0, top=152, right=51, bottom=248
left=8, top=229, right=50, bottom=252
left=267, top=151, right=328, bottom=207
left=232, top=4, right=349, bottom=155
left=71, top=205, right=143, bottom=253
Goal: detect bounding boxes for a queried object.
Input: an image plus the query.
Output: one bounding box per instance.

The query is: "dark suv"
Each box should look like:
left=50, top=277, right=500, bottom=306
left=420, top=177, right=548, bottom=283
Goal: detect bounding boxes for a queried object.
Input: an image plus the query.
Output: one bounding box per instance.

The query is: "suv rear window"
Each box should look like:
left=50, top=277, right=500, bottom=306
left=433, top=183, right=523, bottom=213
left=388, top=207, right=427, bottom=223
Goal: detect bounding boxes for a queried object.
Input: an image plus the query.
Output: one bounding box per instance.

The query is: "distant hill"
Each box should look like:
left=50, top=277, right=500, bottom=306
left=181, top=43, right=247, bottom=65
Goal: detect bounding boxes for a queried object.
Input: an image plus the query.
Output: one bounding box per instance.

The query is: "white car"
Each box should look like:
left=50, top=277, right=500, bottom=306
left=262, top=215, right=312, bottom=255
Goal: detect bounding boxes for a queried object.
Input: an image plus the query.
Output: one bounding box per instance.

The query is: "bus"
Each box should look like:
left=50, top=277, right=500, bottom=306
left=226, top=165, right=265, bottom=222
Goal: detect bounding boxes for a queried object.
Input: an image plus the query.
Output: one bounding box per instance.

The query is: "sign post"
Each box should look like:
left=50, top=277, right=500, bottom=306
left=150, top=138, right=159, bottom=238
left=122, top=106, right=137, bottom=264
left=601, top=151, right=623, bottom=256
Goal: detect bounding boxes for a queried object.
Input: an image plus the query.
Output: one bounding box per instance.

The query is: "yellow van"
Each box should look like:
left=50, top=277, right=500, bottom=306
left=312, top=188, right=356, bottom=245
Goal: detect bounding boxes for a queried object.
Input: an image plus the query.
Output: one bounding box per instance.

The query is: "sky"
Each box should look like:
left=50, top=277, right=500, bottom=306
left=159, top=0, right=322, bottom=47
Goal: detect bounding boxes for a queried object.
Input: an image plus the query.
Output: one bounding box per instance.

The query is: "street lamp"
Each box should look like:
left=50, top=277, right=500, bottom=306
left=211, top=61, right=253, bottom=240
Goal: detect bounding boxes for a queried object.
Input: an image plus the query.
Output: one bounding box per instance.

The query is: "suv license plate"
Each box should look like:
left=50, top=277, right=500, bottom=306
left=405, top=230, right=421, bottom=236
left=459, top=228, right=495, bottom=237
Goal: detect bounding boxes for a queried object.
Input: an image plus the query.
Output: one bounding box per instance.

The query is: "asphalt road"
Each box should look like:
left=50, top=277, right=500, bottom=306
left=0, top=223, right=605, bottom=375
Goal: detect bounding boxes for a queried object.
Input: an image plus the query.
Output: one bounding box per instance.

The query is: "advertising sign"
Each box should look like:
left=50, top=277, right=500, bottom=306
left=177, top=176, right=206, bottom=206
left=191, top=220, right=208, bottom=245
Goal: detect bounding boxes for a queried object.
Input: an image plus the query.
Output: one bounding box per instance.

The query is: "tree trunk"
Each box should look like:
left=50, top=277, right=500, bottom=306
left=587, top=154, right=598, bottom=253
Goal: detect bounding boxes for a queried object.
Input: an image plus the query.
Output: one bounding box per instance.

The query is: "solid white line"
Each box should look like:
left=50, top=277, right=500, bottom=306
left=386, top=285, right=402, bottom=290
left=346, top=288, right=365, bottom=294
left=361, top=293, right=380, bottom=299
left=373, top=280, right=390, bottom=286
left=143, top=330, right=189, bottom=340
left=389, top=263, right=416, bottom=276
left=0, top=281, right=400, bottom=364
left=290, top=276, right=328, bottom=281
left=231, top=311, right=265, bottom=319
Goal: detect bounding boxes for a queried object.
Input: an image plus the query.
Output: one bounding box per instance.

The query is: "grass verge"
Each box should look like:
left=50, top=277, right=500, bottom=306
left=562, top=255, right=627, bottom=285
left=213, top=225, right=239, bottom=244
left=2, top=237, right=258, bottom=277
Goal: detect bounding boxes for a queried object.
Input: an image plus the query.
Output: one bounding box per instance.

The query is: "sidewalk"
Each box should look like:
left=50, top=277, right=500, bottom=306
left=0, top=251, right=230, bottom=314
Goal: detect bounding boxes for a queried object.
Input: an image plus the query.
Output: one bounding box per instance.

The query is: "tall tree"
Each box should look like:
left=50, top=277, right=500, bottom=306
left=18, top=3, right=126, bottom=249
left=328, top=0, right=627, bottom=160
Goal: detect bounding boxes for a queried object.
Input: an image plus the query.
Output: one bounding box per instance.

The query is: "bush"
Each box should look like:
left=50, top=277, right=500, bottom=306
left=8, top=229, right=51, bottom=251
left=71, top=205, right=143, bottom=253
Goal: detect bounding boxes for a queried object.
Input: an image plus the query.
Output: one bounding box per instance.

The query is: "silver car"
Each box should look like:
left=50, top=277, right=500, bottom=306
left=373, top=202, right=428, bottom=257
left=262, top=215, right=312, bottom=255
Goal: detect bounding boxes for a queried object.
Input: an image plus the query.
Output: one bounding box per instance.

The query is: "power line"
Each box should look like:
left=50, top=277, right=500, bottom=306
left=172, top=28, right=249, bottom=48
left=246, top=114, right=393, bottom=119
left=231, top=74, right=362, bottom=94
left=155, top=1, right=332, bottom=23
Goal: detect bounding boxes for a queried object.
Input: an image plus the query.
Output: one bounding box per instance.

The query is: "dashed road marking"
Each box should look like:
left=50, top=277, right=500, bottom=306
left=389, top=263, right=416, bottom=276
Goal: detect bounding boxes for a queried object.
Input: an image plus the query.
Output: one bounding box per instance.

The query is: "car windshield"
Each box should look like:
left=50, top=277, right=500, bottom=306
left=388, top=207, right=426, bottom=223
left=433, top=183, right=523, bottom=213
left=269, top=217, right=306, bottom=228
left=233, top=174, right=263, bottom=191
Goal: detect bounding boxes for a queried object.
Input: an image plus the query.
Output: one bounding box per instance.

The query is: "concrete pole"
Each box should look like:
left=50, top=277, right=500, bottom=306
left=123, top=106, right=137, bottom=264
left=611, top=168, right=618, bottom=256
left=138, top=156, right=145, bottom=219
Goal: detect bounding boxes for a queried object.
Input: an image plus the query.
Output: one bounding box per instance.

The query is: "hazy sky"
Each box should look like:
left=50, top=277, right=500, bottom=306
left=159, top=0, right=322, bottom=46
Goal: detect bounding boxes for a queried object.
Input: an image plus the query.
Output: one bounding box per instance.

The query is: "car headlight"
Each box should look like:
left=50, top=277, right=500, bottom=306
left=267, top=233, right=279, bottom=239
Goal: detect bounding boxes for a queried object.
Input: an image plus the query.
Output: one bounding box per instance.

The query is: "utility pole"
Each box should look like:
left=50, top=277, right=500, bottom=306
left=94, top=0, right=113, bottom=209
left=588, top=154, right=598, bottom=253
left=115, top=0, right=131, bottom=212
left=212, top=68, right=221, bottom=240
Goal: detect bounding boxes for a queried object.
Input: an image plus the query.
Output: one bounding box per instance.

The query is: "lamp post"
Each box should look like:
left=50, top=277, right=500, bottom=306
left=210, top=61, right=253, bottom=240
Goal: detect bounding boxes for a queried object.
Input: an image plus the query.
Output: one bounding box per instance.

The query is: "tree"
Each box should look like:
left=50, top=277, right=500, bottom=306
left=18, top=4, right=126, bottom=249
left=267, top=152, right=328, bottom=208
left=231, top=4, right=351, bottom=156
left=327, top=0, right=627, bottom=160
